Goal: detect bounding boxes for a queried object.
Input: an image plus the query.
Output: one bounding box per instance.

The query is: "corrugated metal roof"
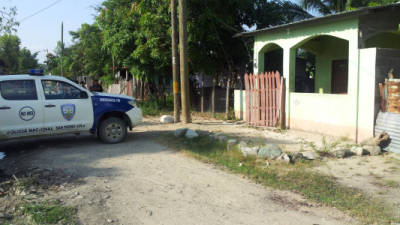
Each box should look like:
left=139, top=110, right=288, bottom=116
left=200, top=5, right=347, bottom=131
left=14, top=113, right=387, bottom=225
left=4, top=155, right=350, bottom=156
left=375, top=111, right=400, bottom=153
left=234, top=3, right=400, bottom=38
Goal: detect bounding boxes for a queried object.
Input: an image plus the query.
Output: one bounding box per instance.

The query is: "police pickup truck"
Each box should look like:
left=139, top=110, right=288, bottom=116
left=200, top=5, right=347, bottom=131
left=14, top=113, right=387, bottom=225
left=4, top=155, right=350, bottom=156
left=0, top=70, right=142, bottom=144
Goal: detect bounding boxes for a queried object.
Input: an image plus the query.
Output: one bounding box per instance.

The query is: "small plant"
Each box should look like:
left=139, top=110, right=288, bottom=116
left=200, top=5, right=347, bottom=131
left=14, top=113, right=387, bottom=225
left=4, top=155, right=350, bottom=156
left=307, top=137, right=339, bottom=157
left=19, top=202, right=76, bottom=225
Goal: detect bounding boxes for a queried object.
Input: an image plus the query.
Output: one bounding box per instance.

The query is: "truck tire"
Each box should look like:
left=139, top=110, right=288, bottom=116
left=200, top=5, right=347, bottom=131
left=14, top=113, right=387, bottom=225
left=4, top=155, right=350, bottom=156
left=98, top=117, right=127, bottom=144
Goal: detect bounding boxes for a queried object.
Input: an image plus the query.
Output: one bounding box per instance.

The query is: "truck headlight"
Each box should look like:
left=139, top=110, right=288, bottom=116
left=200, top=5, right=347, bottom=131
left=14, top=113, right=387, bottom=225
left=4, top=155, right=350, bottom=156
left=128, top=100, right=137, bottom=107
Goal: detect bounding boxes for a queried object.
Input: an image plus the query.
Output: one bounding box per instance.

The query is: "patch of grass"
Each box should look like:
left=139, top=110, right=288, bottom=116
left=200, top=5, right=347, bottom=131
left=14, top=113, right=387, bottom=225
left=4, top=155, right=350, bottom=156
left=192, top=110, right=239, bottom=121
left=385, top=157, right=400, bottom=166
left=375, top=179, right=400, bottom=189
left=13, top=176, right=35, bottom=192
left=339, top=136, right=352, bottom=142
left=317, top=137, right=340, bottom=157
left=19, top=202, right=76, bottom=225
left=137, top=96, right=173, bottom=116
left=160, top=134, right=400, bottom=225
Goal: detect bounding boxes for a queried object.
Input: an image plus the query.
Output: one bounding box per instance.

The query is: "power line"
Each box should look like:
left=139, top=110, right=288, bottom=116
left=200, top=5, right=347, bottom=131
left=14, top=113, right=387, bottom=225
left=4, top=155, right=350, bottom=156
left=19, top=0, right=63, bottom=22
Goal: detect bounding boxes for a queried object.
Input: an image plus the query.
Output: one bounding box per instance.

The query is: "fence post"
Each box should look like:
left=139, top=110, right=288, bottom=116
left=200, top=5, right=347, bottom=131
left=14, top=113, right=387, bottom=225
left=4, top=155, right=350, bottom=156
left=244, top=73, right=250, bottom=124
left=280, top=75, right=286, bottom=129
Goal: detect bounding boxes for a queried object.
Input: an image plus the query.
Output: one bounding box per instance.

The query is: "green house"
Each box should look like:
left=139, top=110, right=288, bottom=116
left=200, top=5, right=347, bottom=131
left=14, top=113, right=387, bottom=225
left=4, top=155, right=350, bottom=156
left=235, top=3, right=400, bottom=142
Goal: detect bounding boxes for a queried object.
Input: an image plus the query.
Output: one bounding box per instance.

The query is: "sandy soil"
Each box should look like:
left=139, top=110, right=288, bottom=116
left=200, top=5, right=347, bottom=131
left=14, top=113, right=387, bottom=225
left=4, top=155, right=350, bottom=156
left=0, top=117, right=358, bottom=225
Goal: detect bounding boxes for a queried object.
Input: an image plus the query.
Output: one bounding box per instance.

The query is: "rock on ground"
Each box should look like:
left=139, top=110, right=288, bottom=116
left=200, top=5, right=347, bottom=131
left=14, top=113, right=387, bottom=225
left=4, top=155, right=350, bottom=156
left=301, top=151, right=317, bottom=160
left=174, top=128, right=188, bottom=137
left=185, top=129, right=199, bottom=139
left=332, top=149, right=351, bottom=158
left=278, top=153, right=291, bottom=163
left=195, top=130, right=212, bottom=136
left=160, top=115, right=174, bottom=124
left=239, top=141, right=247, bottom=149
left=240, top=147, right=259, bottom=157
left=363, top=145, right=381, bottom=156
left=258, top=144, right=282, bottom=159
left=350, top=146, right=367, bottom=156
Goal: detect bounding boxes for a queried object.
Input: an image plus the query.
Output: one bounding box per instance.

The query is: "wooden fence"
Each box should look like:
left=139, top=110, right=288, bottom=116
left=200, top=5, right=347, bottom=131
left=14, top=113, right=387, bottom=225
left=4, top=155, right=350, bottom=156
left=244, top=72, right=285, bottom=128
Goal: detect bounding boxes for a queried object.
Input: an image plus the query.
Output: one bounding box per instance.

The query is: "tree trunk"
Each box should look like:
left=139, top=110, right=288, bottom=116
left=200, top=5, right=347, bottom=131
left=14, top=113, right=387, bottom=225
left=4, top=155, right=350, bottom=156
left=225, top=74, right=232, bottom=119
left=171, top=0, right=180, bottom=123
left=178, top=0, right=191, bottom=123
left=201, top=74, right=205, bottom=113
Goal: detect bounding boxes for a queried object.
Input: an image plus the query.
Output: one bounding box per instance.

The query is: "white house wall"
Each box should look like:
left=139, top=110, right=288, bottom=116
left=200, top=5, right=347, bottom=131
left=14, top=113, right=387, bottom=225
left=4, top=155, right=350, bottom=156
left=252, top=18, right=370, bottom=140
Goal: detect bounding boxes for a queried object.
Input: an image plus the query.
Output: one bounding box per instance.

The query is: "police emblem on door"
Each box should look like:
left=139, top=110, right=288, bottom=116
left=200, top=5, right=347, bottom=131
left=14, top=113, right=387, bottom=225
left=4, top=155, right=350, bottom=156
left=61, top=104, right=75, bottom=121
left=19, top=106, right=35, bottom=121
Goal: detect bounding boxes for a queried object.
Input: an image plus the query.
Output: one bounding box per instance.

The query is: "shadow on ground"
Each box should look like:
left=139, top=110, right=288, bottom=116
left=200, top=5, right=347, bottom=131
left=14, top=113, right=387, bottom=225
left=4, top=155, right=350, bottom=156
left=0, top=129, right=174, bottom=183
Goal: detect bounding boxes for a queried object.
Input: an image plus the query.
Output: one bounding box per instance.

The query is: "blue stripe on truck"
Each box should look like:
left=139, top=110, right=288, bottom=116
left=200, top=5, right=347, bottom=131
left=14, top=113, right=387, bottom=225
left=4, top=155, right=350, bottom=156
left=90, top=95, right=133, bottom=132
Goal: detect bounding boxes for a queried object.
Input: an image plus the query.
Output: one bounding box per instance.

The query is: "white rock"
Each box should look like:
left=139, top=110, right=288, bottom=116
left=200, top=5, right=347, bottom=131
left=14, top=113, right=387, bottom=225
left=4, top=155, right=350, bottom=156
left=301, top=151, right=317, bottom=160
left=364, top=145, right=381, bottom=156
left=160, top=115, right=174, bottom=124
left=240, top=147, right=259, bottom=157
left=351, top=146, right=366, bottom=156
left=185, top=129, right=199, bottom=139
left=278, top=153, right=291, bottom=163
left=174, top=128, right=187, bottom=137
left=239, top=141, right=247, bottom=149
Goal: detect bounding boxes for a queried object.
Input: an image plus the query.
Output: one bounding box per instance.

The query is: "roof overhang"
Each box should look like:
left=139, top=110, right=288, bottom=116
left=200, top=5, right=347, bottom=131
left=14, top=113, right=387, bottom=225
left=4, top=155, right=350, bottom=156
left=234, top=3, right=400, bottom=38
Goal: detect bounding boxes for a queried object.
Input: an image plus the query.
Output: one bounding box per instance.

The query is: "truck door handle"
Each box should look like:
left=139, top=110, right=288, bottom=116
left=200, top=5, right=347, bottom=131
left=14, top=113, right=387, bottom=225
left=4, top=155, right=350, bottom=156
left=45, top=104, right=56, bottom=108
left=0, top=106, right=10, bottom=110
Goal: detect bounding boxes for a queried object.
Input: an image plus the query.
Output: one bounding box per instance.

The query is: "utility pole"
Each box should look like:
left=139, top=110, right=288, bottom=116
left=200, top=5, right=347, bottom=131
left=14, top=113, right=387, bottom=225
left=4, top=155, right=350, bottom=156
left=61, top=22, right=64, bottom=76
left=171, top=0, right=180, bottom=123
left=178, top=0, right=191, bottom=123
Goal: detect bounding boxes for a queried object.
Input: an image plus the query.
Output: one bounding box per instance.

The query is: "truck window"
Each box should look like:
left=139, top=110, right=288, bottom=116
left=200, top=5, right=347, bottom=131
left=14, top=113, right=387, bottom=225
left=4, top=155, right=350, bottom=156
left=41, top=80, right=82, bottom=100
left=0, top=80, right=38, bottom=100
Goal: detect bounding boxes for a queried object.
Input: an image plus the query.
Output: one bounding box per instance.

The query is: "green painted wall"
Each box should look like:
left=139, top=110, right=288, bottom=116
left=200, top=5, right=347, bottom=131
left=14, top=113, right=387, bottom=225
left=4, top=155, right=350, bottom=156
left=314, top=37, right=349, bottom=93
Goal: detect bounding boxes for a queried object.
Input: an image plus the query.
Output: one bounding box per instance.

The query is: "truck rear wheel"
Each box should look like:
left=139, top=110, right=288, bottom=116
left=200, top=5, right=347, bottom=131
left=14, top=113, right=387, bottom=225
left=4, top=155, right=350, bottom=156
left=98, top=117, right=127, bottom=144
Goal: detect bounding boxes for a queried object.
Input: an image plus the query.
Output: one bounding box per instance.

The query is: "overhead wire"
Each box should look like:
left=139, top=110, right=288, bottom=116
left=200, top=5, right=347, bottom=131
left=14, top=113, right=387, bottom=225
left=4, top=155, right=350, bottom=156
left=19, top=0, right=64, bottom=22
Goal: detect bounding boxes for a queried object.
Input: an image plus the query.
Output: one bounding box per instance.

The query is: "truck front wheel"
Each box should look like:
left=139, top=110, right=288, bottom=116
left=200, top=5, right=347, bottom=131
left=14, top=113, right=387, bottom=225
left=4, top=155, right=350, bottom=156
left=98, top=117, right=127, bottom=144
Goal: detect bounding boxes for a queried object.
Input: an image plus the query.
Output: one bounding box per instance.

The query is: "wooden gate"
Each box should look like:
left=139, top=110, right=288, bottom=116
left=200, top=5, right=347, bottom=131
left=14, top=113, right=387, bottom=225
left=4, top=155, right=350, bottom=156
left=244, top=72, right=285, bottom=128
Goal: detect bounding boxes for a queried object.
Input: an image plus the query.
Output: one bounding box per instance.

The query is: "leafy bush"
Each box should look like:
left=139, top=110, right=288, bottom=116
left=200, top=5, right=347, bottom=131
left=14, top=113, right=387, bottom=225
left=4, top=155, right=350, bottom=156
left=138, top=95, right=174, bottom=116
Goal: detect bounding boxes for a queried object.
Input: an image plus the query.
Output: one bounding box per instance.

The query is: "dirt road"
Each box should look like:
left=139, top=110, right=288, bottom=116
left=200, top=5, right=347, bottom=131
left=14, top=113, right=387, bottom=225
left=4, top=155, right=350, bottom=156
left=0, top=119, right=355, bottom=225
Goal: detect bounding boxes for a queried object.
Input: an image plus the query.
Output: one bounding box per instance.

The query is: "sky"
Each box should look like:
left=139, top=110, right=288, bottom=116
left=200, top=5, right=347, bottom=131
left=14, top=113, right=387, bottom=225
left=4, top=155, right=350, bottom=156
left=2, top=0, right=104, bottom=63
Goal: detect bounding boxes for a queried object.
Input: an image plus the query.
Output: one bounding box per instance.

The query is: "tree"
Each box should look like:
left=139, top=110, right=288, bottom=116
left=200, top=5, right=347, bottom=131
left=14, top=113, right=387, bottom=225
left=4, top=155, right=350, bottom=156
left=44, top=52, right=59, bottom=74
left=0, top=6, right=18, bottom=35
left=70, top=23, right=111, bottom=79
left=0, top=34, right=39, bottom=75
left=18, top=48, right=39, bottom=74
left=0, top=34, right=20, bottom=74
left=300, top=0, right=398, bottom=15
left=51, top=0, right=314, bottom=117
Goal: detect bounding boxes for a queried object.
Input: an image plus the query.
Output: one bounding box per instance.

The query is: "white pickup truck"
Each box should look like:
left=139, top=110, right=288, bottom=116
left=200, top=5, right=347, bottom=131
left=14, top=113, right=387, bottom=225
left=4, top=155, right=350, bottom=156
left=0, top=71, right=142, bottom=144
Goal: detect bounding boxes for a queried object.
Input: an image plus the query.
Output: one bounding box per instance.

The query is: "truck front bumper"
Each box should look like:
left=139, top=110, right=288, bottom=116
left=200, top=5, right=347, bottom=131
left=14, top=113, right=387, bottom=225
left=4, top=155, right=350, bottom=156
left=126, top=107, right=142, bottom=127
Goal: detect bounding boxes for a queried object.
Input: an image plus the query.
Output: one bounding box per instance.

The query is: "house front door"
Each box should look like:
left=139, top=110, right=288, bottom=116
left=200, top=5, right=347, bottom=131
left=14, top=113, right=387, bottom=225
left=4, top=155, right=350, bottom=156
left=331, top=59, right=348, bottom=94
